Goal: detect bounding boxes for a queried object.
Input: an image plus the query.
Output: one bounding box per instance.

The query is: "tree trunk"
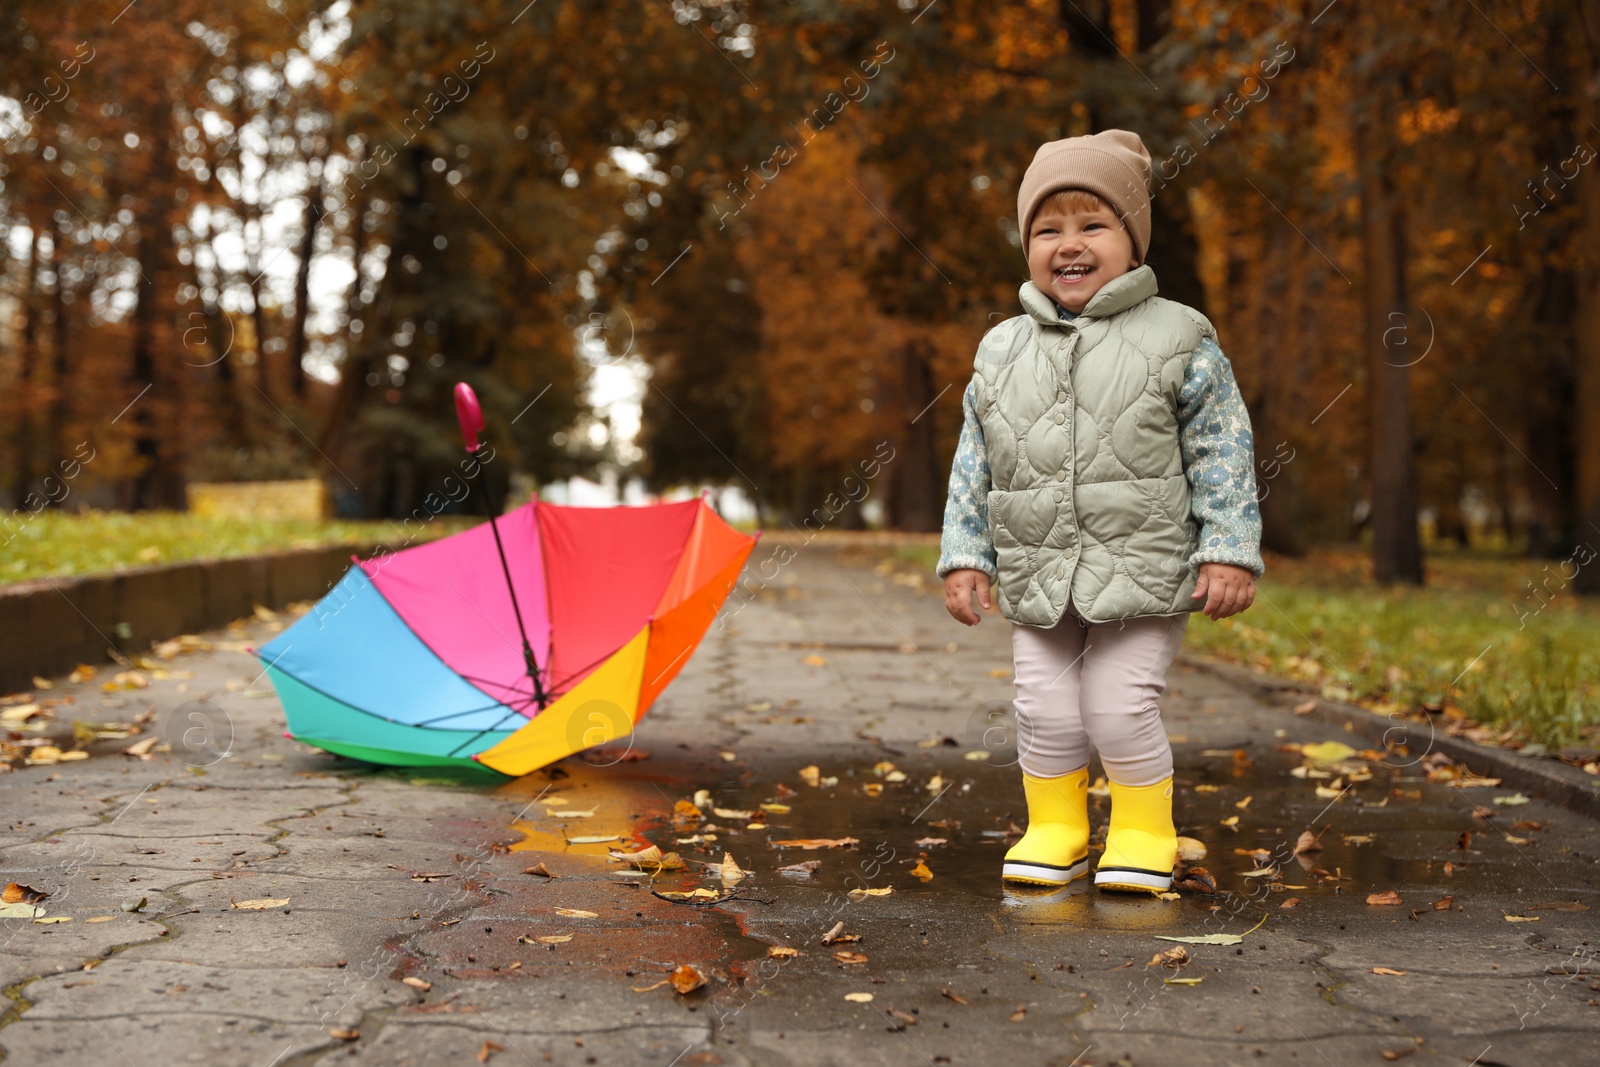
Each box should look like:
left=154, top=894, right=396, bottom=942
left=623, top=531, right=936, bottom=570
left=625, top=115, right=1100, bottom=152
left=288, top=178, right=325, bottom=401
left=1254, top=243, right=1305, bottom=557
left=1355, top=85, right=1423, bottom=585
left=889, top=340, right=943, bottom=532
left=11, top=224, right=39, bottom=507
left=48, top=215, right=70, bottom=490
left=1570, top=1, right=1600, bottom=593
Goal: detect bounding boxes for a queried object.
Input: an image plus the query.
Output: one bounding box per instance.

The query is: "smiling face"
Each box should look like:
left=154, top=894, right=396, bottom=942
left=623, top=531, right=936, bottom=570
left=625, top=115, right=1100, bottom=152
left=1026, top=190, right=1139, bottom=314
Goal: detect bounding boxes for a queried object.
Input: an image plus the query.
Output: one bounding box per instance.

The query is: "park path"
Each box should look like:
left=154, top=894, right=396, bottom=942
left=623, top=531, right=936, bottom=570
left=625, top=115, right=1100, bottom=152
left=2, top=538, right=1597, bottom=1066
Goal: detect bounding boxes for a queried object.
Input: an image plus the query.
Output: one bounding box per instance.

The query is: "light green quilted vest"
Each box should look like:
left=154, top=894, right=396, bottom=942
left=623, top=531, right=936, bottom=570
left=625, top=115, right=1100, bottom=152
left=972, top=265, right=1213, bottom=627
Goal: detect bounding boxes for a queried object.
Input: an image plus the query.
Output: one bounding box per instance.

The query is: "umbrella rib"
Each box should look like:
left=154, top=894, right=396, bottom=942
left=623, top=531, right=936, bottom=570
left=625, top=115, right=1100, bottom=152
left=263, top=663, right=516, bottom=733
left=444, top=709, right=531, bottom=757
left=411, top=703, right=528, bottom=728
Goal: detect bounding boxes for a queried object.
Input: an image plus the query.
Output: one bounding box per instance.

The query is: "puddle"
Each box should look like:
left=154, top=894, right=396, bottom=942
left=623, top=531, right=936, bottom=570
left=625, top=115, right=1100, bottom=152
left=492, top=740, right=1595, bottom=928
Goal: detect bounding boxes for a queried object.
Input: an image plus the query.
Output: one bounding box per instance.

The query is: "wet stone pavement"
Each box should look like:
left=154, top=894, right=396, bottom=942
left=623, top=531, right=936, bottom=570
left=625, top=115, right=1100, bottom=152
left=2, top=538, right=1599, bottom=1067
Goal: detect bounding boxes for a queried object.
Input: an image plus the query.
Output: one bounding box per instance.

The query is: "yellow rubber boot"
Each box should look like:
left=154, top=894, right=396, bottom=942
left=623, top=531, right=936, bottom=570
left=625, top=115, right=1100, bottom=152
left=1002, top=768, right=1090, bottom=886
left=1095, top=776, right=1177, bottom=894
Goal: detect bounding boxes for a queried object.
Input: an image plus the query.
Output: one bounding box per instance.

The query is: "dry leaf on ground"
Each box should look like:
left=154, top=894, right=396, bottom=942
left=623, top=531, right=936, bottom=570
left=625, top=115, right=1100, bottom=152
left=402, top=977, right=432, bottom=991
left=655, top=888, right=722, bottom=902
left=848, top=887, right=893, bottom=899
left=1301, top=741, right=1357, bottom=765
left=1150, top=946, right=1190, bottom=968
left=669, top=964, right=707, bottom=994
left=843, top=992, right=874, bottom=1003
left=1366, top=890, right=1403, bottom=906
left=1155, top=913, right=1268, bottom=946
left=1174, top=867, right=1218, bottom=895
left=1371, top=967, right=1407, bottom=976
left=909, top=861, right=934, bottom=882
left=231, top=897, right=289, bottom=910
left=833, top=951, right=868, bottom=964
left=609, top=844, right=663, bottom=866
left=1175, top=837, right=1207, bottom=862
left=554, top=908, right=597, bottom=918
left=769, top=837, right=859, bottom=850
left=719, top=853, right=747, bottom=888
left=767, top=946, right=801, bottom=958
left=1503, top=914, right=1541, bottom=923
left=2, top=883, right=48, bottom=905
left=1293, top=828, right=1326, bottom=855
left=778, top=860, right=821, bottom=876
left=476, top=1040, right=506, bottom=1064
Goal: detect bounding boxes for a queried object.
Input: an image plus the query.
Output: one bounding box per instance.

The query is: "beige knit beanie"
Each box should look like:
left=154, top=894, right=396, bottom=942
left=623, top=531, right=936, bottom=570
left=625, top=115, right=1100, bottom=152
left=1016, top=129, right=1153, bottom=263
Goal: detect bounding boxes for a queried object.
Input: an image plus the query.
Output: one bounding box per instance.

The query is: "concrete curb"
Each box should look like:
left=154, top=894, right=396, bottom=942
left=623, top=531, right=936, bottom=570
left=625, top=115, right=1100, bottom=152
left=0, top=545, right=369, bottom=693
left=1177, top=650, right=1600, bottom=820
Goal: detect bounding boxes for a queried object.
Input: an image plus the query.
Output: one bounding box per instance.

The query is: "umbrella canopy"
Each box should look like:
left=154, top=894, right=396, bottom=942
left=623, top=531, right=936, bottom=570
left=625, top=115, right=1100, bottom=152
left=256, top=497, right=756, bottom=774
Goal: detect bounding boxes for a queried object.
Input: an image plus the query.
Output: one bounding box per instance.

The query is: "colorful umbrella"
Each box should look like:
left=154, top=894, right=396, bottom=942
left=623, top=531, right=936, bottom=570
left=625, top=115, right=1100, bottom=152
left=256, top=495, right=756, bottom=773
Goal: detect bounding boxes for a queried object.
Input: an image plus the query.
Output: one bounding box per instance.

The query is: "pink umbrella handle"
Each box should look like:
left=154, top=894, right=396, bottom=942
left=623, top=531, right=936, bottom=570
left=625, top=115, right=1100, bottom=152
left=454, top=383, right=485, bottom=453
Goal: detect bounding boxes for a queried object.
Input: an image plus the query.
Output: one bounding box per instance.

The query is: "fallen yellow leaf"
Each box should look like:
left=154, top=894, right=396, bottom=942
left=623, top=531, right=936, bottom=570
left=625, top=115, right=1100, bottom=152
left=910, top=861, right=934, bottom=883
left=553, top=908, right=598, bottom=919
left=844, top=992, right=874, bottom=1003
left=231, top=897, right=290, bottom=910
left=1301, top=741, right=1357, bottom=765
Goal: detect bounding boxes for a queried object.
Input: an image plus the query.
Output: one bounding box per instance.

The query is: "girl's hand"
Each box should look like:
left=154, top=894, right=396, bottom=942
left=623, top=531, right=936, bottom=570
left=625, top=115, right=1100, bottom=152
left=944, top=569, right=993, bottom=626
left=1192, top=562, right=1255, bottom=620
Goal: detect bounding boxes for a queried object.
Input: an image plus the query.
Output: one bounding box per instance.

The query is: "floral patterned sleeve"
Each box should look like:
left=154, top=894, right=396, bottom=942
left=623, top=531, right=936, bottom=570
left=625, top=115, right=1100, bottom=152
left=1178, top=335, right=1266, bottom=578
left=936, top=378, right=999, bottom=581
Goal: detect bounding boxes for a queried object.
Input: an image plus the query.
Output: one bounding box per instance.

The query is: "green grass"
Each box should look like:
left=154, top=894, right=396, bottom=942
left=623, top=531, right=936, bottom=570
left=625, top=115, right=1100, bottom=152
left=1, top=511, right=474, bottom=584
left=898, top=544, right=1600, bottom=750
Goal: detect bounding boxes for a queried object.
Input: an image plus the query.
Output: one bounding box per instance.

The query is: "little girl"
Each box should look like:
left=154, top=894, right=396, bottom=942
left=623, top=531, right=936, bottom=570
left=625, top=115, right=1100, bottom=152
left=938, top=129, right=1264, bottom=894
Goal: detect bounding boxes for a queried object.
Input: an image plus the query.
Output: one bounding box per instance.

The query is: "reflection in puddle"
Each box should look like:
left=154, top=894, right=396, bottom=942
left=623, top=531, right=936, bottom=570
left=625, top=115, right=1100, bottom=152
left=480, top=739, right=1592, bottom=942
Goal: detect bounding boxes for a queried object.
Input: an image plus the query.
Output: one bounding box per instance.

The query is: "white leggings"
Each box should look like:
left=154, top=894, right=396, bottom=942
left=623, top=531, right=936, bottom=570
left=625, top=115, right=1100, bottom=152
left=1010, top=600, right=1189, bottom=785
